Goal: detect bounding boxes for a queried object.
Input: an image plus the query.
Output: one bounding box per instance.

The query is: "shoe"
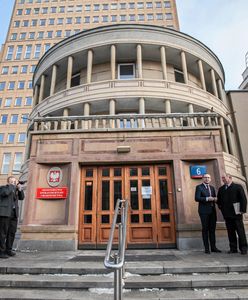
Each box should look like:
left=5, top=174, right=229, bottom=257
left=211, top=248, right=222, bottom=253
left=0, top=252, right=9, bottom=259
left=227, top=250, right=238, bottom=254
left=241, top=250, right=247, bottom=255
left=205, top=250, right=210, bottom=254
left=6, top=250, right=16, bottom=256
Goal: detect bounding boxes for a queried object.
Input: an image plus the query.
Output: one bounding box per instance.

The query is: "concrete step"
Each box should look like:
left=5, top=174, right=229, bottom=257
left=0, top=287, right=248, bottom=300
left=0, top=272, right=248, bottom=290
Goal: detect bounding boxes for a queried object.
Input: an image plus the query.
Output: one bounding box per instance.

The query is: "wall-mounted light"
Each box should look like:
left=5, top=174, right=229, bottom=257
left=117, top=146, right=131, bottom=153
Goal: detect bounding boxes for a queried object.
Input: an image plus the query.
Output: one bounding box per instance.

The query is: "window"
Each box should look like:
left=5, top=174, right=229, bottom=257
left=120, top=15, right=126, bottom=21
left=42, top=7, right=48, bottom=14
left=147, top=14, right=154, bottom=20
left=34, top=44, right=41, bottom=58
left=10, top=114, right=18, bottom=124
left=1, top=115, right=8, bottom=124
left=24, top=45, right=32, bottom=59
left=67, top=6, right=73, bottom=12
left=165, top=13, right=173, bottom=20
left=75, top=17, right=81, bottom=24
left=5, top=98, right=12, bottom=107
left=164, top=1, right=171, bottom=8
left=25, top=8, right=31, bottom=15
left=103, top=4, right=109, bottom=10
left=19, top=0, right=25, bottom=4
left=146, top=2, right=153, bottom=8
left=129, top=14, right=135, bottom=21
left=156, top=2, right=162, bottom=8
left=44, top=43, right=51, bottom=52
left=29, top=32, right=35, bottom=39
left=15, top=45, right=23, bottom=60
left=0, top=82, right=6, bottom=91
left=49, top=18, right=55, bottom=25
left=21, top=114, right=29, bottom=123
left=7, top=133, right=15, bottom=143
left=11, top=33, right=17, bottom=40
left=120, top=3, right=126, bottom=9
left=111, top=15, right=117, bottom=22
left=85, top=4, right=90, bottom=11
left=138, top=14, right=144, bottom=21
left=0, top=98, right=2, bottom=107
left=118, top=63, right=135, bottom=80
left=59, top=6, right=65, bottom=13
left=47, top=31, right=53, bottom=38
left=15, top=97, right=22, bottom=106
left=37, top=32, right=44, bottom=39
left=137, top=2, right=144, bottom=9
left=13, top=153, right=23, bottom=173
left=0, top=134, right=4, bottom=144
left=1, top=67, right=9, bottom=75
left=14, top=21, right=20, bottom=27
left=93, top=16, right=99, bottom=23
left=6, top=46, right=14, bottom=60
left=30, top=65, right=36, bottom=73
left=84, top=16, right=90, bottom=23
left=129, top=2, right=135, bottom=8
left=12, top=66, right=18, bottom=74
left=1, top=153, right=11, bottom=174
left=21, top=65, right=28, bottom=73
left=156, top=13, right=163, bottom=20
left=18, top=81, right=25, bottom=89
left=174, top=69, right=185, bottom=83
left=65, top=30, right=71, bottom=37
left=34, top=8, right=40, bottom=14
left=76, top=5, right=82, bottom=12
left=20, top=32, right=27, bottom=40
left=25, top=97, right=32, bottom=106
left=23, top=20, right=29, bottom=27
left=28, top=81, right=33, bottom=89
left=94, top=4, right=100, bottom=11
left=31, top=19, right=37, bottom=26
left=8, top=81, right=15, bottom=90
left=56, top=30, right=62, bottom=37
left=66, top=17, right=72, bottom=24
left=102, top=15, right=108, bottom=22
left=40, top=19, right=46, bottom=26
left=18, top=133, right=26, bottom=143
left=57, top=18, right=63, bottom=25
left=51, top=7, right=56, bottom=13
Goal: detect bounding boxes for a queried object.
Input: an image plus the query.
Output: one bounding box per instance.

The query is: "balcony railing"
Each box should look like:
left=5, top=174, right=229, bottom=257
left=29, top=113, right=220, bottom=133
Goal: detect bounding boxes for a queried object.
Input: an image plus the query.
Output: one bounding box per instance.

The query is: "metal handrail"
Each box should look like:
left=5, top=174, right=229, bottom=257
left=104, top=199, right=129, bottom=300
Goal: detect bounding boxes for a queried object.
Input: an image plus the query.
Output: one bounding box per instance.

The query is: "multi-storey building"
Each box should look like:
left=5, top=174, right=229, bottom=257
left=0, top=0, right=179, bottom=186
left=1, top=1, right=247, bottom=251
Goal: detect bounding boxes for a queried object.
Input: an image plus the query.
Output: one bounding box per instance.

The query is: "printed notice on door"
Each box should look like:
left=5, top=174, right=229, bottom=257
left=142, top=186, right=152, bottom=199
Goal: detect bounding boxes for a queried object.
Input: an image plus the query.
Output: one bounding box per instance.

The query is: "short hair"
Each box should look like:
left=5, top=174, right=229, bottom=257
left=7, top=176, right=16, bottom=183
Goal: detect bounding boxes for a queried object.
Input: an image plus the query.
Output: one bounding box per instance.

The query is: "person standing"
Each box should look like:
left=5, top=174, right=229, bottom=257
left=0, top=176, right=25, bottom=258
left=217, top=173, right=247, bottom=255
left=195, top=174, right=221, bottom=254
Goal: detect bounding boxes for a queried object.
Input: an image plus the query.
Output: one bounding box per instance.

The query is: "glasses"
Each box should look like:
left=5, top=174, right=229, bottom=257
left=203, top=176, right=210, bottom=178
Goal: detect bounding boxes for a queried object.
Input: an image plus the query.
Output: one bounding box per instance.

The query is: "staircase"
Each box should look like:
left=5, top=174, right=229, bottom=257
left=0, top=250, right=247, bottom=299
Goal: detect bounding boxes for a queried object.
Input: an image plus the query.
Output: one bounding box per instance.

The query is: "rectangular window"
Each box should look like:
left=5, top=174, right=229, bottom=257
left=14, top=21, right=20, bottom=27
left=15, top=97, right=22, bottom=106
left=67, top=6, right=73, bottom=12
left=64, top=30, right=71, bottom=37
left=57, top=18, right=63, bottom=25
left=21, top=114, right=29, bottom=123
left=21, top=65, right=28, bottom=73
left=156, top=2, right=162, bottom=8
left=1, top=153, right=11, bottom=174
left=5, top=98, right=12, bottom=107
left=37, top=32, right=44, bottom=39
left=17, top=9, right=23, bottom=15
left=75, top=17, right=81, bottom=24
left=120, top=15, right=126, bottom=21
left=120, top=3, right=126, bottom=9
left=23, top=20, right=29, bottom=27
left=129, top=14, right=135, bottom=21
left=137, top=2, right=144, bottom=9
left=0, top=134, right=4, bottom=144
left=146, top=2, right=153, bottom=8
left=111, top=15, right=117, bottom=22
left=28, top=81, right=33, bottom=89
left=76, top=5, right=82, bottom=12
left=29, top=32, right=35, bottom=39
left=174, top=69, right=185, bottom=83
left=0, top=115, right=8, bottom=124
left=10, top=114, right=18, bottom=124
left=13, top=153, right=23, bottom=173
left=102, top=4, right=109, bottom=10
left=147, top=14, right=154, bottom=20
left=84, top=16, right=90, bottom=23
left=24, top=45, right=32, bottom=59
left=1, top=67, right=9, bottom=75
left=66, top=17, right=72, bottom=24
left=111, top=3, right=117, bottom=10
left=42, top=7, right=48, bottom=14
left=18, top=133, right=26, bottom=143
left=0, top=82, right=6, bottom=91
left=30, top=65, right=36, bottom=73
left=44, top=43, right=51, bottom=53
left=34, top=44, right=41, bottom=58
left=34, top=8, right=39, bottom=14
left=51, top=7, right=56, bottom=13
left=102, top=15, right=108, bottom=22
left=118, top=63, right=135, bottom=80
left=25, top=8, right=31, bottom=15
left=18, top=81, right=25, bottom=89
left=49, top=18, right=55, bottom=25
left=20, top=33, right=26, bottom=40
left=156, top=13, right=163, bottom=20
left=12, top=66, right=18, bottom=74
left=8, top=81, right=15, bottom=90
left=15, top=45, right=23, bottom=60
left=165, top=13, right=173, bottom=20
left=164, top=1, right=171, bottom=8
left=11, top=33, right=17, bottom=40
left=56, top=30, right=62, bottom=37
left=7, top=133, right=15, bottom=143
left=59, top=6, right=65, bottom=13
left=138, top=14, right=144, bottom=21
left=93, top=16, right=99, bottom=23
left=31, top=19, right=37, bottom=26
left=6, top=46, right=14, bottom=60
left=40, top=19, right=46, bottom=26
left=94, top=4, right=100, bottom=11
left=85, top=4, right=90, bottom=11
left=47, top=31, right=53, bottom=38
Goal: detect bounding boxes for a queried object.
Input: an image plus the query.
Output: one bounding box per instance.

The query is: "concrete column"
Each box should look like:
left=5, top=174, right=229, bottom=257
left=33, top=85, right=39, bottom=106
left=137, top=44, right=143, bottom=78
left=181, top=51, right=188, bottom=84
left=197, top=60, right=206, bottom=90
left=160, top=46, right=168, bottom=80
left=87, top=50, right=93, bottom=84
left=217, top=79, right=224, bottom=101
left=109, top=99, right=116, bottom=115
left=84, top=103, right=90, bottom=116
left=165, top=99, right=172, bottom=127
left=66, top=56, right=73, bottom=90
left=210, top=69, right=218, bottom=97
left=38, top=75, right=45, bottom=103
left=226, top=124, right=235, bottom=155
left=219, top=117, right=228, bottom=153
left=50, top=64, right=57, bottom=96
left=188, top=103, right=195, bottom=127
left=111, top=45, right=116, bottom=80
left=63, top=108, right=69, bottom=117
left=139, top=97, right=145, bottom=114
left=62, top=108, right=69, bottom=130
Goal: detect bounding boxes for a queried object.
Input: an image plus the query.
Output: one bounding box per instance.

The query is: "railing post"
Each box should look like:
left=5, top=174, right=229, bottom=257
left=114, top=251, right=122, bottom=300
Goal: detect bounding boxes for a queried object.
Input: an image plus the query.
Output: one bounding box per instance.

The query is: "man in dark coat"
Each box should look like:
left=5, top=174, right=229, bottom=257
left=0, top=176, right=25, bottom=258
left=195, top=173, right=221, bottom=254
left=217, top=173, right=247, bottom=255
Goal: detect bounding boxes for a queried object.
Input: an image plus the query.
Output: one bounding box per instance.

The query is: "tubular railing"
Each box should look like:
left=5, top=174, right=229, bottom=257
left=104, top=199, right=129, bottom=300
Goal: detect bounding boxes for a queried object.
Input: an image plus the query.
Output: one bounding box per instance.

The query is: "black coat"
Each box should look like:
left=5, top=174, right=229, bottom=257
left=0, top=184, right=24, bottom=217
left=217, top=182, right=247, bottom=218
left=195, top=183, right=217, bottom=214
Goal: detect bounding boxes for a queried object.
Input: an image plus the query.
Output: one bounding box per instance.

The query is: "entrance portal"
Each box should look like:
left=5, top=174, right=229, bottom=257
left=79, top=165, right=176, bottom=249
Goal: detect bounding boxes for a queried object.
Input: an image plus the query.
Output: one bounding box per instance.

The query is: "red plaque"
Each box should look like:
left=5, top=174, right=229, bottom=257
left=36, top=187, right=68, bottom=199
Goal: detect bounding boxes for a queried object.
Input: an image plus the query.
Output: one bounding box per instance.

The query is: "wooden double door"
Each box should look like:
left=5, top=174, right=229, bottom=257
left=79, top=164, right=176, bottom=249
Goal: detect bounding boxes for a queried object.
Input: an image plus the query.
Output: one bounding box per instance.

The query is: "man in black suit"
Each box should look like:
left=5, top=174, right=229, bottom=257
left=195, top=173, right=221, bottom=254
left=0, top=176, right=25, bottom=258
left=217, top=173, right=247, bottom=255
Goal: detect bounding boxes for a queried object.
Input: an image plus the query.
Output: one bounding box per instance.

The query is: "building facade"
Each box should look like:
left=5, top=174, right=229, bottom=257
left=0, top=0, right=179, bottom=186
left=19, top=24, right=247, bottom=251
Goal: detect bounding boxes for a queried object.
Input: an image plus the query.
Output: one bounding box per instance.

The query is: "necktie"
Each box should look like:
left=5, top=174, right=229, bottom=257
left=206, top=184, right=211, bottom=197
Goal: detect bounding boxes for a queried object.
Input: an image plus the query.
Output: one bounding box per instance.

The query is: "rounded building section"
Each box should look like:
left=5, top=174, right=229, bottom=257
left=20, top=25, right=246, bottom=251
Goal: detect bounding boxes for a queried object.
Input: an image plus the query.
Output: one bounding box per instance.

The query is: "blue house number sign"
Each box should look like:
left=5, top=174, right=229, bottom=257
left=190, top=166, right=207, bottom=178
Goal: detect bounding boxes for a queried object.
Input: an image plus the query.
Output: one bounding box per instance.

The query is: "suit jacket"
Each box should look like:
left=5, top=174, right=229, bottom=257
left=0, top=184, right=24, bottom=217
left=195, top=183, right=217, bottom=214
left=217, top=182, right=247, bottom=219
